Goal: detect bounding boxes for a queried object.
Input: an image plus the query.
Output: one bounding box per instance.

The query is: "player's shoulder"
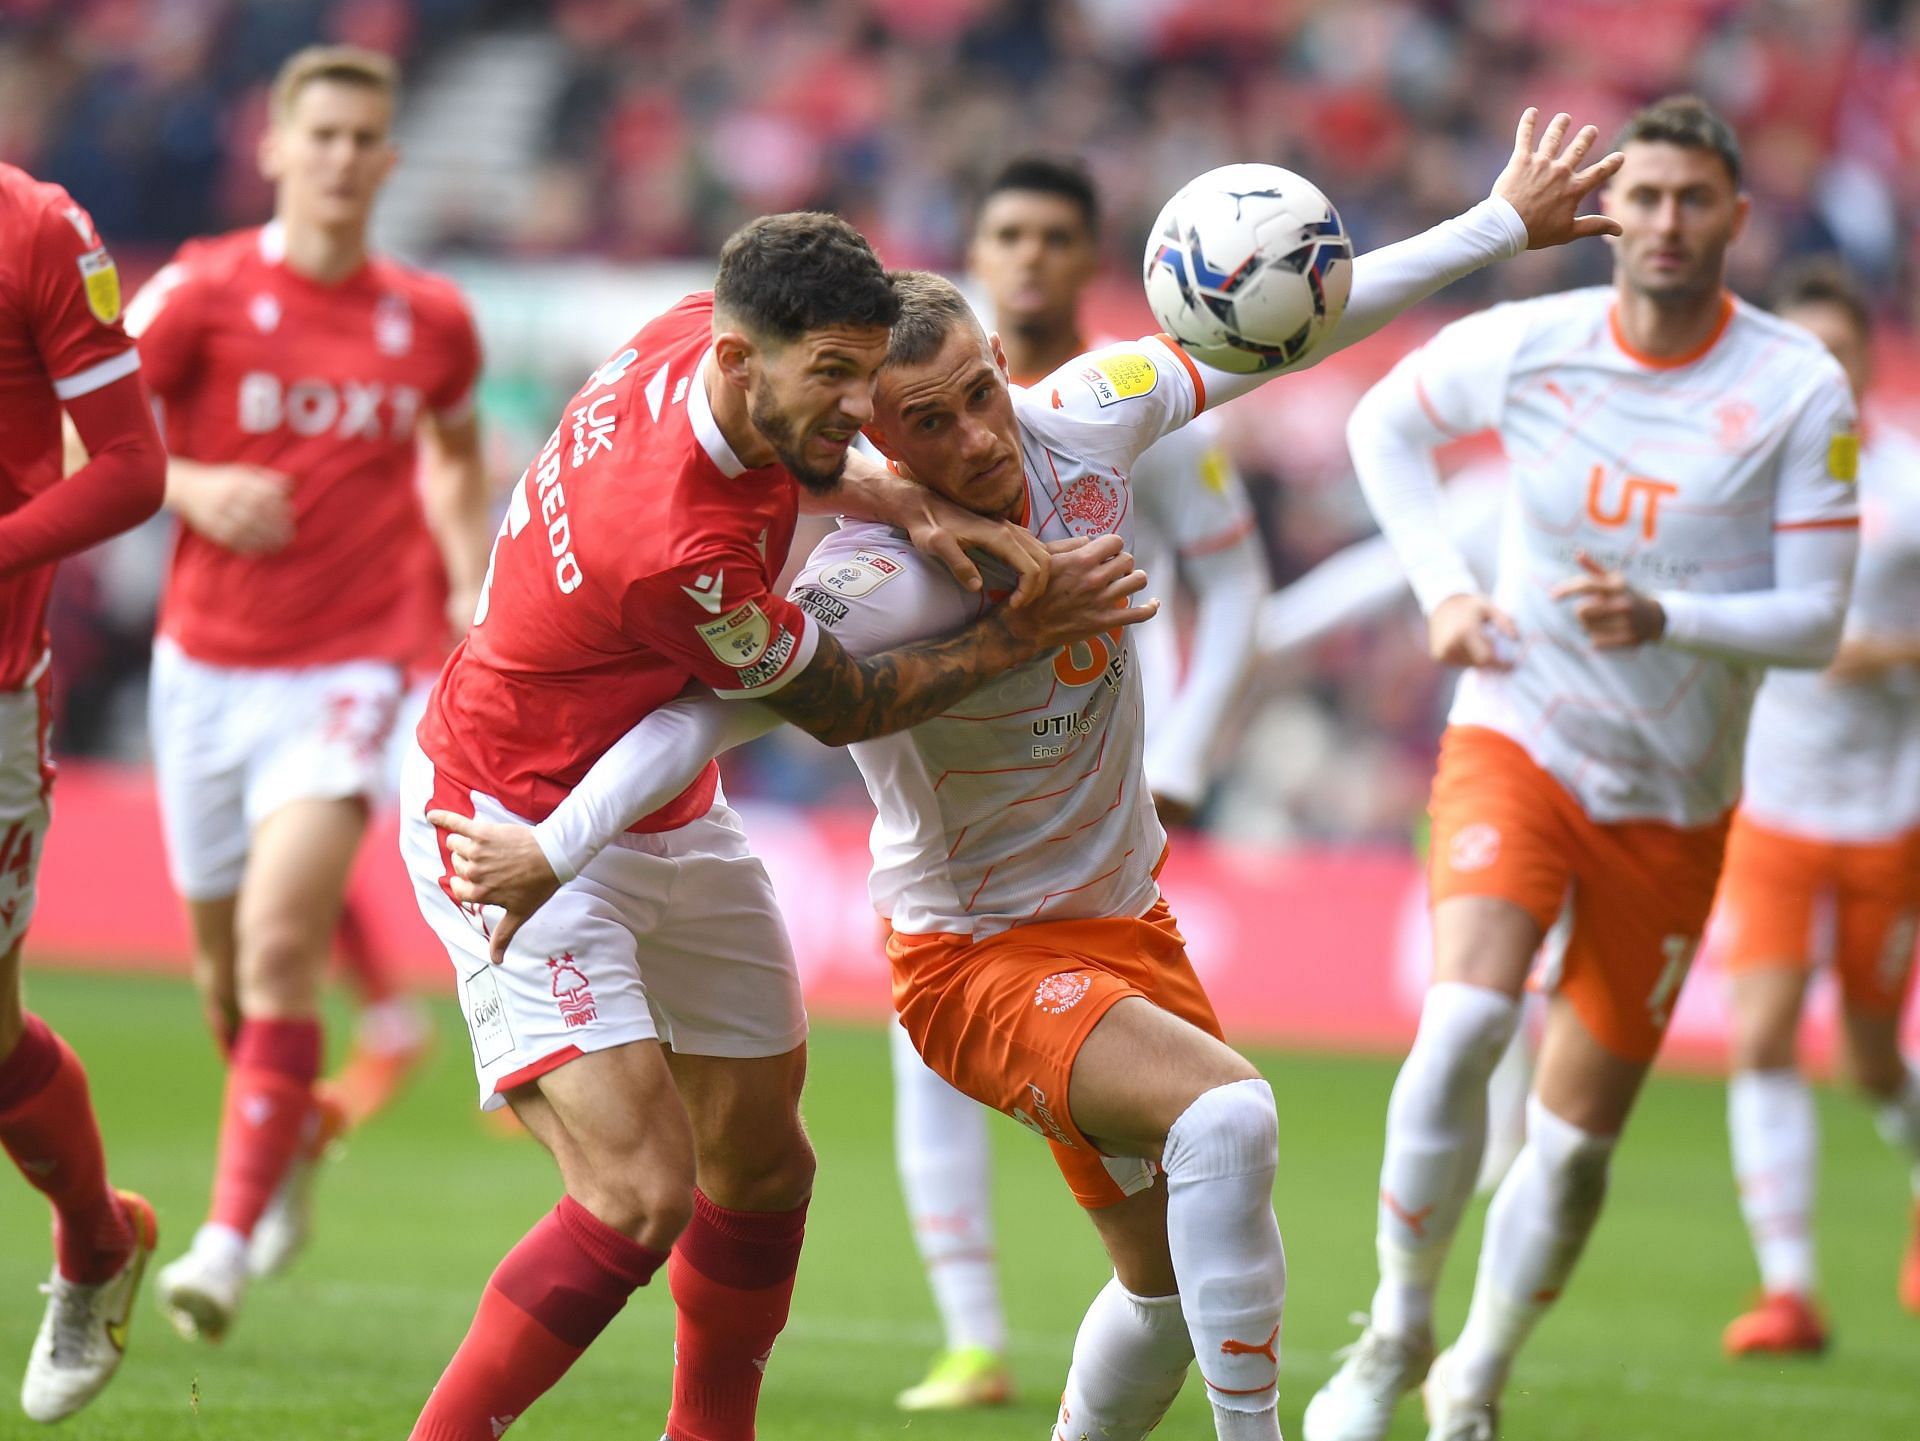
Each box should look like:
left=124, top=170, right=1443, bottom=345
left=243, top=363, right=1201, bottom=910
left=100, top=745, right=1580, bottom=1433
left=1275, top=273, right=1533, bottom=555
left=168, top=227, right=266, bottom=284
left=1727, top=297, right=1850, bottom=388
left=1016, top=333, right=1194, bottom=432
left=0, top=164, right=72, bottom=233
left=370, top=253, right=476, bottom=325
left=792, top=520, right=965, bottom=639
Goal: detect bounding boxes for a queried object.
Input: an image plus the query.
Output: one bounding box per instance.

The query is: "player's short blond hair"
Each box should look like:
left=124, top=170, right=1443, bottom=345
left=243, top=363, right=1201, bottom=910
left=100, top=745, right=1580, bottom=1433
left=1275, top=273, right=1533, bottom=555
left=886, top=271, right=981, bottom=369
left=271, top=45, right=399, bottom=122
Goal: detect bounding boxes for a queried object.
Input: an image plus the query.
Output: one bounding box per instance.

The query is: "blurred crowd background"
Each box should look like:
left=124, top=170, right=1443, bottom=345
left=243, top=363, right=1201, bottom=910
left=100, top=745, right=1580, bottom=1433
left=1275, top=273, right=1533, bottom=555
left=5, top=0, right=1918, bottom=844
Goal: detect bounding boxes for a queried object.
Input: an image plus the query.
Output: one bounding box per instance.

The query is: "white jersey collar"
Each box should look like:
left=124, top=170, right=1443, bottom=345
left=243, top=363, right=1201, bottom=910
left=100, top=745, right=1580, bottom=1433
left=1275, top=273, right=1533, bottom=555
left=689, top=348, right=748, bottom=479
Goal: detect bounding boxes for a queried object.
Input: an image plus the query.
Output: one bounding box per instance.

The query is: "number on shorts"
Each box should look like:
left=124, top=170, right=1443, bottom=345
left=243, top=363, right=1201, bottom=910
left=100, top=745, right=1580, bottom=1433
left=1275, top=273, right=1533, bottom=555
left=1646, top=933, right=1698, bottom=1031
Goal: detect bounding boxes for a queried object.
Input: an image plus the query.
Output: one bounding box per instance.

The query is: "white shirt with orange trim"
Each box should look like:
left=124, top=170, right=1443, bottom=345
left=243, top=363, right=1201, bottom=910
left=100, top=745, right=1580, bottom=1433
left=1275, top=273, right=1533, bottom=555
left=1350, top=286, right=1860, bottom=828
left=1742, top=426, right=1920, bottom=842
left=788, top=336, right=1203, bottom=936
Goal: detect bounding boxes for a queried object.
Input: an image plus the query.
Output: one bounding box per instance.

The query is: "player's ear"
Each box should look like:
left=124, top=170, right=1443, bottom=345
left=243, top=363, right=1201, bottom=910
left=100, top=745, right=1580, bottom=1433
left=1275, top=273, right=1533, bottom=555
left=988, top=331, right=1009, bottom=379
left=862, top=422, right=901, bottom=464
left=1730, top=190, right=1752, bottom=245
left=712, top=329, right=758, bottom=390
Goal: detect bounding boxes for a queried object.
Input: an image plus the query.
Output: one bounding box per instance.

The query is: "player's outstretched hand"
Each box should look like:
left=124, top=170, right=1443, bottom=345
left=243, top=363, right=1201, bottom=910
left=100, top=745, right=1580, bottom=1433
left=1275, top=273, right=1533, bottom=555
left=173, top=463, right=294, bottom=554
left=899, top=486, right=1052, bottom=607
left=1428, top=591, right=1520, bottom=669
left=1492, top=107, right=1624, bottom=251
left=1001, top=534, right=1158, bottom=651
left=1551, top=550, right=1665, bottom=650
left=429, top=809, right=562, bottom=966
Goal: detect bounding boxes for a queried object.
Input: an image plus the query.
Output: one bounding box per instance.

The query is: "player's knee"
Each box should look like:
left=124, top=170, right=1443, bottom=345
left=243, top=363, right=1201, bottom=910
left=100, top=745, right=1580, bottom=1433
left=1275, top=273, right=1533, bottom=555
left=577, top=1159, right=696, bottom=1251
left=1414, top=982, right=1518, bottom=1089
left=1166, top=1077, right=1279, bottom=1180
left=704, top=1125, right=816, bottom=1212
left=236, top=921, right=324, bottom=1013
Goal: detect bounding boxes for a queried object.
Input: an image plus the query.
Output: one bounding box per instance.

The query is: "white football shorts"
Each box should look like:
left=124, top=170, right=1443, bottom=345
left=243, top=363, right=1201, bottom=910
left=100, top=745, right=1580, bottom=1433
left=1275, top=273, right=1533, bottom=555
left=0, top=662, right=54, bottom=956
left=149, top=637, right=404, bottom=900
left=398, top=739, right=809, bottom=1110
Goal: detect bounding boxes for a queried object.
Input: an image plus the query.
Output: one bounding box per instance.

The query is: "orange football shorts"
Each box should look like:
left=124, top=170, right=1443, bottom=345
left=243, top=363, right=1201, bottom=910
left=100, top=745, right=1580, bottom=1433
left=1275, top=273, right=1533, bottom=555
left=1427, top=725, right=1729, bottom=1064
left=1714, top=811, right=1920, bottom=1017
left=888, top=898, right=1223, bottom=1209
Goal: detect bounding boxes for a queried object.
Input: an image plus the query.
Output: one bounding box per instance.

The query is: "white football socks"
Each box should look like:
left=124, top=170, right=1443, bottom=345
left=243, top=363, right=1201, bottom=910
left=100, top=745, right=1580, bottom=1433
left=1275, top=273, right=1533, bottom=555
left=1729, top=1068, right=1818, bottom=1295
left=1372, top=982, right=1519, bottom=1339
left=1450, top=1096, right=1613, bottom=1403
left=1872, top=1064, right=1920, bottom=1195
left=1162, top=1078, right=1287, bottom=1441
left=1053, top=1277, right=1192, bottom=1441
left=889, top=1017, right=1007, bottom=1354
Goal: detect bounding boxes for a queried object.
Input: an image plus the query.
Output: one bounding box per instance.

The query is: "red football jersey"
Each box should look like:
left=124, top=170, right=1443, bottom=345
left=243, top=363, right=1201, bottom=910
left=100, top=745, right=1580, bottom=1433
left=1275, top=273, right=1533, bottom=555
left=419, top=293, right=818, bottom=829
left=0, top=165, right=142, bottom=689
left=128, top=222, right=481, bottom=669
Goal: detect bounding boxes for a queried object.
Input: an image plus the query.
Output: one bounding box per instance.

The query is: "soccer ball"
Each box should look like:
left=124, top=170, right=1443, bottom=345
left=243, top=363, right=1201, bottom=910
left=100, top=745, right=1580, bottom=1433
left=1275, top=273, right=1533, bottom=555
left=1142, top=163, right=1354, bottom=374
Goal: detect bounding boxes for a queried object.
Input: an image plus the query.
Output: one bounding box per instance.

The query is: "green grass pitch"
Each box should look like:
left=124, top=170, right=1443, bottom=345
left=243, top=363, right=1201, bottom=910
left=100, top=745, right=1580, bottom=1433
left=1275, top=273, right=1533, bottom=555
left=2, top=968, right=1916, bottom=1439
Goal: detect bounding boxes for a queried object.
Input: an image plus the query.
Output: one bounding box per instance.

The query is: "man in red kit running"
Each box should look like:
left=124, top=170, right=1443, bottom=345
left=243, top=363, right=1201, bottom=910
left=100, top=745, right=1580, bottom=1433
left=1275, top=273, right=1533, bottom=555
left=0, top=161, right=167, bottom=1421
left=397, top=211, right=1140, bottom=1441
left=123, top=46, right=494, bottom=1339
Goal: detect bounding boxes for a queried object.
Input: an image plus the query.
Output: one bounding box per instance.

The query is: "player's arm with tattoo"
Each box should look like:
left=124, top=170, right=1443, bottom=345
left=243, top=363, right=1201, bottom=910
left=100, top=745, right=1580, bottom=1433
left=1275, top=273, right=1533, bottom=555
left=765, top=534, right=1151, bottom=746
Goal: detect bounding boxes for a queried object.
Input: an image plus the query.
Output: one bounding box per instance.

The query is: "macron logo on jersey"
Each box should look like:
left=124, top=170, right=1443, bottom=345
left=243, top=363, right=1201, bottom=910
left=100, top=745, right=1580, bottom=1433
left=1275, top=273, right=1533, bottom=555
left=682, top=570, right=726, bottom=614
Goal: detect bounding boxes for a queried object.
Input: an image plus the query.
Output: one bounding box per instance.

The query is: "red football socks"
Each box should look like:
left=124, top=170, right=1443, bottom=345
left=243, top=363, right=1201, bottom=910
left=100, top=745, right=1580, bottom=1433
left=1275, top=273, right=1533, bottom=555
left=665, top=1190, right=808, bottom=1441
left=0, top=1013, right=132, bottom=1283
left=207, top=1017, right=321, bottom=1236
left=409, top=1196, right=666, bottom=1440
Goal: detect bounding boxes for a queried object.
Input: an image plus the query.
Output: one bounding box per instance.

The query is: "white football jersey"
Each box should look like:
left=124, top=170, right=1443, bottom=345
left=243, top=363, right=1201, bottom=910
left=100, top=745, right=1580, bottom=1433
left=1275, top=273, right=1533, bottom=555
left=1129, top=411, right=1258, bottom=724
left=1741, top=426, right=1920, bottom=841
left=788, top=337, right=1204, bottom=936
left=1403, top=288, right=1858, bottom=826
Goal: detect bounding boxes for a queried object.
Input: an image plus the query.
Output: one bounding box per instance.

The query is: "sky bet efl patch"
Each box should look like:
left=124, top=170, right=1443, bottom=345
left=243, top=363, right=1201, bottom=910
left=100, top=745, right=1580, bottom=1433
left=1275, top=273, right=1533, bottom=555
left=1079, top=352, right=1158, bottom=407
left=78, top=247, right=120, bottom=324
left=1827, top=429, right=1860, bottom=484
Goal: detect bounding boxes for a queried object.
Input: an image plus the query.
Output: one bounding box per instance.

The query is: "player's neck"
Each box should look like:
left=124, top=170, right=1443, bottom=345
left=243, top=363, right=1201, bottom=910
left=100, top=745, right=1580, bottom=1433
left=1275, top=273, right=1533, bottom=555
left=273, top=213, right=371, bottom=286
left=996, top=318, right=1083, bottom=386
left=1611, top=282, right=1730, bottom=362
left=702, top=351, right=776, bottom=468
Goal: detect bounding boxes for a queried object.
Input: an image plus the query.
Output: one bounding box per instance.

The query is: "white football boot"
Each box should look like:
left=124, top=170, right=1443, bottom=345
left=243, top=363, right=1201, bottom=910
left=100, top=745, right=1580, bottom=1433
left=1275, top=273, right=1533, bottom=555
left=155, top=1224, right=250, bottom=1342
left=1421, top=1349, right=1498, bottom=1441
left=21, top=1191, right=158, bottom=1423
left=1302, top=1315, right=1435, bottom=1441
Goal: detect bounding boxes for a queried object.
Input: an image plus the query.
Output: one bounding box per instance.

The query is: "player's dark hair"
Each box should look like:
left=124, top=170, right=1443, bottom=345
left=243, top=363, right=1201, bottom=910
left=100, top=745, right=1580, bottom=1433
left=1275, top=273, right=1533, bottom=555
left=1613, top=95, right=1742, bottom=187
left=979, top=156, right=1100, bottom=237
left=1769, top=255, right=1871, bottom=338
left=712, top=213, right=899, bottom=345
left=885, top=271, right=980, bottom=369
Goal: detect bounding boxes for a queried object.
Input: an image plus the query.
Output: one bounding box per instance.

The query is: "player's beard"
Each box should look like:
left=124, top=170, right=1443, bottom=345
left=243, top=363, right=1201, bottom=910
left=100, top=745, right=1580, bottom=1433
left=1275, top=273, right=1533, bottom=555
left=751, top=378, right=846, bottom=494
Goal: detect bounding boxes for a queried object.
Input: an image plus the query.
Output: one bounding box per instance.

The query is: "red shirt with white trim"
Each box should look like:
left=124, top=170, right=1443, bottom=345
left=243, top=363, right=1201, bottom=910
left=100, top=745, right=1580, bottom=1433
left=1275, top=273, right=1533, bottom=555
left=0, top=164, right=141, bottom=689
left=418, top=293, right=818, bottom=829
left=127, top=223, right=481, bottom=669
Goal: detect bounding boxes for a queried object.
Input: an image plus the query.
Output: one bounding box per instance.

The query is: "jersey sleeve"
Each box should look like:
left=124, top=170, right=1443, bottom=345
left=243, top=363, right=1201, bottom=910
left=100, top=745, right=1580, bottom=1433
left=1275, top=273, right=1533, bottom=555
left=428, top=289, right=483, bottom=423
left=787, top=524, right=970, bottom=659
left=620, top=544, right=821, bottom=699
left=1028, top=335, right=1205, bottom=474
left=1129, top=413, right=1257, bottom=558
left=121, top=254, right=200, bottom=401
left=25, top=198, right=139, bottom=402
left=1400, top=303, right=1529, bottom=438
left=1773, top=362, right=1862, bottom=532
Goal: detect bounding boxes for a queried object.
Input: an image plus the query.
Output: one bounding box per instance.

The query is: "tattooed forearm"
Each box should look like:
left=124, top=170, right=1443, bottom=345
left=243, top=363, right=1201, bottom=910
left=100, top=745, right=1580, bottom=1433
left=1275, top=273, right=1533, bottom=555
left=764, top=614, right=1035, bottom=746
